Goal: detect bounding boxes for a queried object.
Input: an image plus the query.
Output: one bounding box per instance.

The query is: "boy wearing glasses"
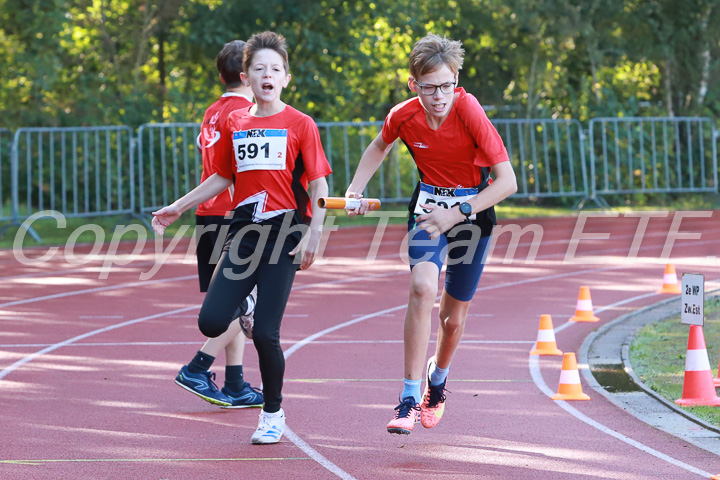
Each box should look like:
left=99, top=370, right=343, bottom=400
left=345, top=34, right=517, bottom=435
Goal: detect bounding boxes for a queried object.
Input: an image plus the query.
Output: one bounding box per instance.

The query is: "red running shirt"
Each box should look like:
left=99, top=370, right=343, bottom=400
left=381, top=87, right=509, bottom=188
left=196, top=93, right=253, bottom=216
left=216, top=105, right=332, bottom=223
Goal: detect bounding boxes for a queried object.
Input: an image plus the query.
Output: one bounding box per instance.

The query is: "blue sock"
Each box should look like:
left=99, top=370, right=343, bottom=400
left=401, top=379, right=422, bottom=405
left=430, top=363, right=449, bottom=386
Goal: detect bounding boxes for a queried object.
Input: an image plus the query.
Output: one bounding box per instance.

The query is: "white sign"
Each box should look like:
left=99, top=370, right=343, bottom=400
left=681, top=273, right=704, bottom=326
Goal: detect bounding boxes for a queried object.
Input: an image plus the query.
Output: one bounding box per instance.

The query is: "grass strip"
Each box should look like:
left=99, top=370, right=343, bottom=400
left=630, top=295, right=720, bottom=428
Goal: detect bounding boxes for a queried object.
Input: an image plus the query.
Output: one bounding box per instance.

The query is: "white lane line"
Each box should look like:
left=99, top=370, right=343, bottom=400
left=528, top=356, right=711, bottom=478
left=0, top=271, right=406, bottom=310
left=282, top=428, right=356, bottom=480
left=0, top=306, right=199, bottom=381
left=0, top=275, right=197, bottom=309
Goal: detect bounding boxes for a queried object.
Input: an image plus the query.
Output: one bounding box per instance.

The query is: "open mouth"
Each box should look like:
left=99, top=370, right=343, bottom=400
left=262, top=82, right=274, bottom=92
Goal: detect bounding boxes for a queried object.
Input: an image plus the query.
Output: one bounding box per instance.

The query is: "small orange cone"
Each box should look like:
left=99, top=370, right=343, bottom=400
left=675, top=325, right=720, bottom=406
left=551, top=352, right=590, bottom=401
left=530, top=315, right=563, bottom=356
left=569, top=286, right=599, bottom=322
left=657, top=263, right=681, bottom=294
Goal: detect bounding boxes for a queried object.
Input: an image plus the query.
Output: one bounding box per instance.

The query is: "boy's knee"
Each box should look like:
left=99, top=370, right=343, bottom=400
left=409, top=277, right=437, bottom=302
left=198, top=313, right=224, bottom=338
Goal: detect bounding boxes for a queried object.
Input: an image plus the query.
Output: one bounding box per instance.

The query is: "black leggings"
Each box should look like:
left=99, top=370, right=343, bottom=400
left=198, top=234, right=298, bottom=413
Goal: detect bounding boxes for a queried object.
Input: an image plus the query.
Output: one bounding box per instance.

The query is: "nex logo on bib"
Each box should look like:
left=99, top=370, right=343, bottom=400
left=433, top=187, right=456, bottom=197
left=246, top=129, right=266, bottom=138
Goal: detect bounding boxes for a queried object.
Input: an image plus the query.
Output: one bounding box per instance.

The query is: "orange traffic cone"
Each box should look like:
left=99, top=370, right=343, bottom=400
left=551, top=352, right=590, bottom=401
left=715, top=355, right=720, bottom=388
left=657, top=263, right=681, bottom=294
left=530, top=314, right=563, bottom=356
left=675, top=325, right=720, bottom=406
left=569, top=286, right=599, bottom=322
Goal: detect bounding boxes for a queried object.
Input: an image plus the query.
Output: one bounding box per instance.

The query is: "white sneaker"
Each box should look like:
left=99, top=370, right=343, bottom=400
left=239, top=286, right=257, bottom=340
left=251, top=408, right=286, bottom=444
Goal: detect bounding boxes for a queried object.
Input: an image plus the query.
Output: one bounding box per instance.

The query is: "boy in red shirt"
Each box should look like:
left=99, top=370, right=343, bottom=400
left=347, top=34, right=517, bottom=435
left=153, top=31, right=331, bottom=445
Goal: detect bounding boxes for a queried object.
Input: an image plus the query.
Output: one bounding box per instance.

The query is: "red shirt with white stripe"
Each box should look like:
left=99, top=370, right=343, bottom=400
left=381, top=87, right=508, bottom=188
left=196, top=93, right=253, bottom=216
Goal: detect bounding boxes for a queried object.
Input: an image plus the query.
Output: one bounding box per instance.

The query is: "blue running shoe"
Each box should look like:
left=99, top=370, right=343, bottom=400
left=175, top=365, right=231, bottom=407
left=221, top=383, right=264, bottom=409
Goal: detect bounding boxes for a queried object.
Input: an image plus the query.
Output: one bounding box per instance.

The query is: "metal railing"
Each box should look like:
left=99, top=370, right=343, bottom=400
left=492, top=119, right=588, bottom=200
left=136, top=123, right=202, bottom=214
left=1, top=115, right=717, bottom=241
left=10, top=126, right=135, bottom=222
left=0, top=128, right=12, bottom=221
left=588, top=117, right=718, bottom=205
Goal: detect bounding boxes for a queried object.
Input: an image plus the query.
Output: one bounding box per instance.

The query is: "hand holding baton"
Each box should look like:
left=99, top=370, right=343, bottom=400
left=317, top=197, right=381, bottom=210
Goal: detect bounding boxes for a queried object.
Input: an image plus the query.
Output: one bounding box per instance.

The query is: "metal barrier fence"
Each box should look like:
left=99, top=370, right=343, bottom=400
left=0, top=128, right=12, bottom=221
left=0, top=116, right=717, bottom=236
left=136, top=123, right=202, bottom=214
left=11, top=126, right=135, bottom=222
left=588, top=117, right=718, bottom=205
left=492, top=119, right=588, bottom=200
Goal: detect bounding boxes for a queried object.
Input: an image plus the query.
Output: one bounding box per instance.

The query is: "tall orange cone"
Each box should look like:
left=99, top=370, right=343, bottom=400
left=569, top=286, right=599, bottom=322
left=657, top=263, right=681, bottom=294
left=551, top=352, right=590, bottom=401
left=714, top=355, right=720, bottom=387
left=530, top=314, right=563, bottom=355
left=675, top=325, right=720, bottom=406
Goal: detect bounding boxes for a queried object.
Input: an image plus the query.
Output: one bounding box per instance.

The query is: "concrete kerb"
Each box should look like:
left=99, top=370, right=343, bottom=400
left=578, top=290, right=720, bottom=456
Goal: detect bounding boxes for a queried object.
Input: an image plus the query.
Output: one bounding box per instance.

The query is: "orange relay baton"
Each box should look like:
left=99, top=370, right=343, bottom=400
left=317, top=197, right=381, bottom=210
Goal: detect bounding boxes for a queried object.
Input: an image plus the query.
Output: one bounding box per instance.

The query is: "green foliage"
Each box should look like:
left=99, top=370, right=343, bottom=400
left=2, top=0, right=720, bottom=128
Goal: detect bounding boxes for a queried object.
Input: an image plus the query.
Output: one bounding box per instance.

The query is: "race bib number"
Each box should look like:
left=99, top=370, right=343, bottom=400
left=233, top=129, right=287, bottom=172
left=413, top=182, right=478, bottom=220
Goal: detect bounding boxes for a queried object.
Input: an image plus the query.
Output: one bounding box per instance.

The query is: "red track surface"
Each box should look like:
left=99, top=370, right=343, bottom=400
left=1, top=212, right=720, bottom=479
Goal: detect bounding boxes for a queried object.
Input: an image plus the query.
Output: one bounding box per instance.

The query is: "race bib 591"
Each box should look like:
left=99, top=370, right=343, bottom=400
left=233, top=129, right=288, bottom=172
left=413, top=182, right=478, bottom=220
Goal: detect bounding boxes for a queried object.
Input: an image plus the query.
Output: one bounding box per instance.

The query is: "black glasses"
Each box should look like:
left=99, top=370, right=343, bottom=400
left=413, top=79, right=456, bottom=95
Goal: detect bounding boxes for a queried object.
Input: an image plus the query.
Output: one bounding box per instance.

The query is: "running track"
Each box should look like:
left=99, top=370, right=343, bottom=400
left=1, top=211, right=719, bottom=479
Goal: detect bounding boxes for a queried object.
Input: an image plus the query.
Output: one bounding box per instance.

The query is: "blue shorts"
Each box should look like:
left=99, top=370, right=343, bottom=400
left=407, top=218, right=491, bottom=302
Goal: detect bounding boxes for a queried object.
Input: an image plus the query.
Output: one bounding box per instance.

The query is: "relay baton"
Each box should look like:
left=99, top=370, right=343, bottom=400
left=317, top=197, right=381, bottom=210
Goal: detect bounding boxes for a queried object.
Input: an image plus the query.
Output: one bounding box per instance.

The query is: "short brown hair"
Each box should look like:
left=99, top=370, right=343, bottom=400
left=243, top=31, right=290, bottom=74
left=409, top=34, right=464, bottom=78
left=216, top=40, right=246, bottom=88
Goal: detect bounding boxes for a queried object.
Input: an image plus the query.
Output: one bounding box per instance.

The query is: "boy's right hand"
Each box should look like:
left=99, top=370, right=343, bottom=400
left=151, top=205, right=182, bottom=235
left=344, top=191, right=370, bottom=217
